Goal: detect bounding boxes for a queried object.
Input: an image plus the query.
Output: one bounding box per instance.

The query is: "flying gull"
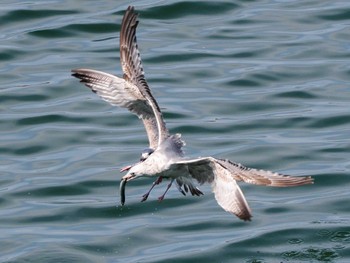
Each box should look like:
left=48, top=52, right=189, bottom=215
left=72, top=6, right=313, bottom=221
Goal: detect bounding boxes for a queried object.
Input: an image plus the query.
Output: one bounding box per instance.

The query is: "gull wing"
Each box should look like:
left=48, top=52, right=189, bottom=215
left=173, top=157, right=313, bottom=221
left=215, top=158, right=314, bottom=187
left=172, top=157, right=252, bottom=221
left=71, top=6, right=168, bottom=149
left=119, top=6, right=168, bottom=148
left=72, top=68, right=159, bottom=148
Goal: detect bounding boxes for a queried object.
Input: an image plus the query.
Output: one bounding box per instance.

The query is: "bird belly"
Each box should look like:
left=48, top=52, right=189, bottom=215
left=160, top=163, right=189, bottom=179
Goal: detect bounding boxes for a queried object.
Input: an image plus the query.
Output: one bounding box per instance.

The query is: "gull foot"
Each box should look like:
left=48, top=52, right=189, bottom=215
left=141, top=193, right=149, bottom=202
left=140, top=176, right=163, bottom=202
left=157, top=179, right=174, bottom=202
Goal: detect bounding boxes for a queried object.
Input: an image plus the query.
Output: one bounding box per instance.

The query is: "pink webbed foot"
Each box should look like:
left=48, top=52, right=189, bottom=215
left=141, top=176, right=163, bottom=202
left=158, top=179, right=174, bottom=202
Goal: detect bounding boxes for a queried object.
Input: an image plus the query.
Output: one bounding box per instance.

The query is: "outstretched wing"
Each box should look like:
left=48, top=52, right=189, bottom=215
left=171, top=157, right=252, bottom=221
left=72, top=68, right=159, bottom=148
left=216, top=158, right=314, bottom=187
left=173, top=157, right=313, bottom=221
left=120, top=6, right=168, bottom=148
left=71, top=6, right=168, bottom=150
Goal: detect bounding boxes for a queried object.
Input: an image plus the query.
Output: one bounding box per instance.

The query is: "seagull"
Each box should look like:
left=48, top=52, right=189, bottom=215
left=72, top=6, right=313, bottom=221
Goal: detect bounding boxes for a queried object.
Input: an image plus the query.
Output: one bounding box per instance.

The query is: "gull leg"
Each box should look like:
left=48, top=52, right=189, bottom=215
left=158, top=179, right=174, bottom=201
left=141, top=176, right=163, bottom=202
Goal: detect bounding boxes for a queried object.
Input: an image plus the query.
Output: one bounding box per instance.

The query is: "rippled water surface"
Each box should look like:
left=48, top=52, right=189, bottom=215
left=2, top=0, right=350, bottom=262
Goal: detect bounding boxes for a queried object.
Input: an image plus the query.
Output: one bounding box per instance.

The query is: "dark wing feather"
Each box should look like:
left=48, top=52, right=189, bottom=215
left=72, top=6, right=169, bottom=149
left=120, top=6, right=168, bottom=147
left=173, top=157, right=313, bottom=221
left=72, top=69, right=151, bottom=116
left=216, top=159, right=314, bottom=187
left=71, top=69, right=159, bottom=149
left=172, top=157, right=252, bottom=221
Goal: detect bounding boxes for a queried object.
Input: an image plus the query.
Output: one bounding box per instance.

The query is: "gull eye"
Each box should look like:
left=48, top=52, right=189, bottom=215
left=140, top=148, right=154, bottom=162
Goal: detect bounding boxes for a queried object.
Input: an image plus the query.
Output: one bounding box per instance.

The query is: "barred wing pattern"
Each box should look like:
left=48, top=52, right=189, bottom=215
left=72, top=6, right=168, bottom=149
left=72, top=69, right=160, bottom=148
left=73, top=5, right=314, bottom=221
left=119, top=6, right=168, bottom=148
left=173, top=157, right=313, bottom=221
left=216, top=159, right=314, bottom=187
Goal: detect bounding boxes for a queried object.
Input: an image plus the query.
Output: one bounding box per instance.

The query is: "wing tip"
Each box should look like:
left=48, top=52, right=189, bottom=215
left=71, top=68, right=88, bottom=79
left=235, top=211, right=252, bottom=221
left=242, top=215, right=252, bottom=222
left=272, top=175, right=314, bottom=187
left=127, top=5, right=135, bottom=12
left=71, top=69, right=100, bottom=94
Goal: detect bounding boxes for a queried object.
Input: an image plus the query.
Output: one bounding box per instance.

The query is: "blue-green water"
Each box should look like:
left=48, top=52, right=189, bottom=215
left=1, top=0, right=350, bottom=262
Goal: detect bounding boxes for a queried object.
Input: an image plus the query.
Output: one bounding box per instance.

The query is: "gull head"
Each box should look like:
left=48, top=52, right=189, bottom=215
left=120, top=148, right=154, bottom=172
left=122, top=161, right=149, bottom=182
